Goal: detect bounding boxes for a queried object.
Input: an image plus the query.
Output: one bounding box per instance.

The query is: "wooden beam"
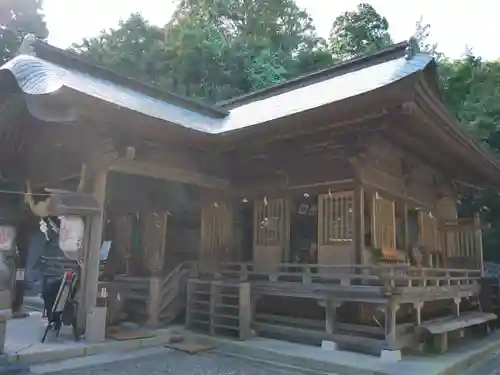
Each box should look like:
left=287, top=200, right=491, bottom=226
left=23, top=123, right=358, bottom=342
left=109, top=159, right=230, bottom=190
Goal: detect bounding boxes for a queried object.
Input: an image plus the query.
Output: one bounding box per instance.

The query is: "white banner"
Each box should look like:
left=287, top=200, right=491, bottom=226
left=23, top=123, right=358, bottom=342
left=59, top=216, right=84, bottom=258
left=0, top=226, right=15, bottom=251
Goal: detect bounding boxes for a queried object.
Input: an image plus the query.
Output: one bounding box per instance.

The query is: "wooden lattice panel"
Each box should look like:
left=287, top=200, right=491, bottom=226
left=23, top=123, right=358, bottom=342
left=253, top=198, right=288, bottom=271
left=201, top=202, right=233, bottom=263
left=142, top=212, right=168, bottom=272
left=254, top=198, right=285, bottom=247
left=372, top=196, right=396, bottom=253
left=440, top=219, right=479, bottom=258
left=318, top=191, right=354, bottom=244
left=419, top=211, right=439, bottom=251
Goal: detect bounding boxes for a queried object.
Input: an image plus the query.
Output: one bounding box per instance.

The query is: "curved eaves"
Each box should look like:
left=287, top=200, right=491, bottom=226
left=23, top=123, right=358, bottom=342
left=0, top=52, right=434, bottom=135
left=0, top=56, right=77, bottom=123
left=0, top=55, right=221, bottom=132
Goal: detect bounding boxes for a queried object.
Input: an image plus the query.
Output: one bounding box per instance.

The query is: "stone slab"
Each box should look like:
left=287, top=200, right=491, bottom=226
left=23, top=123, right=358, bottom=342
left=3, top=312, right=178, bottom=365
left=180, top=328, right=500, bottom=375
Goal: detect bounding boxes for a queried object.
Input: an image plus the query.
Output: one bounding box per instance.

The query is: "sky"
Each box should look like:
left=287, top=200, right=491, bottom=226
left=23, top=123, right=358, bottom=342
left=43, top=0, right=499, bottom=60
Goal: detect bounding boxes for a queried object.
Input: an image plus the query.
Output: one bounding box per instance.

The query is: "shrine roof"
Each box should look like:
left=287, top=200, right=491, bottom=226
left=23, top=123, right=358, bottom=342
left=0, top=38, right=431, bottom=134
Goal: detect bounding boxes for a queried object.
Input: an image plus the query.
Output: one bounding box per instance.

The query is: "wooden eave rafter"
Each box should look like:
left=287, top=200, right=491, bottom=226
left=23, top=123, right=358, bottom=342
left=109, top=158, right=230, bottom=191
left=214, top=76, right=417, bottom=151
left=413, top=73, right=500, bottom=189
left=72, top=91, right=215, bottom=149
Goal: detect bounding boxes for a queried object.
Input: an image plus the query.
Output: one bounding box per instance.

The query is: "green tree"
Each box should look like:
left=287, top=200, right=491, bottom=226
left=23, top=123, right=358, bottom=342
left=328, top=3, right=392, bottom=60
left=0, top=0, right=48, bottom=63
left=413, top=16, right=442, bottom=59
left=438, top=52, right=500, bottom=262
left=72, top=0, right=333, bottom=101
left=72, top=14, right=167, bottom=85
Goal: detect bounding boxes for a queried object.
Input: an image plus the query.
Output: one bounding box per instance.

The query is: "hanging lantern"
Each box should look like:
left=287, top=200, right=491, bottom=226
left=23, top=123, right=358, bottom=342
left=0, top=226, right=15, bottom=252
left=59, top=216, right=85, bottom=260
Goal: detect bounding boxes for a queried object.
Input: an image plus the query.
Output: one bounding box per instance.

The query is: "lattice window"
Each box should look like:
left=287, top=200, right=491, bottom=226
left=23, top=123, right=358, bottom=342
left=318, top=191, right=354, bottom=245
left=254, top=198, right=285, bottom=247
left=372, top=196, right=396, bottom=251
left=419, top=211, right=439, bottom=251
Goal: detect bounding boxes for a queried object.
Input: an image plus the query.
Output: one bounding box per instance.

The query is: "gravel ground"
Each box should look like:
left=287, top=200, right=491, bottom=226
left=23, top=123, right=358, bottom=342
left=463, top=350, right=500, bottom=375
left=44, top=350, right=327, bottom=375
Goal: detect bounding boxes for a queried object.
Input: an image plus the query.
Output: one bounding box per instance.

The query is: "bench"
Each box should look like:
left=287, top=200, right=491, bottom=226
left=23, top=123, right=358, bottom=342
left=418, top=311, right=497, bottom=353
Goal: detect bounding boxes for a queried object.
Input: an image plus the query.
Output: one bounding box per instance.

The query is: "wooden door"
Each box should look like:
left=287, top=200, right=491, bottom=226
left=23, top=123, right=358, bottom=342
left=253, top=198, right=288, bottom=272
left=142, top=212, right=168, bottom=274
left=318, top=192, right=354, bottom=266
left=104, top=214, right=133, bottom=275
left=372, top=195, right=396, bottom=259
left=418, top=211, right=439, bottom=251
left=200, top=202, right=233, bottom=265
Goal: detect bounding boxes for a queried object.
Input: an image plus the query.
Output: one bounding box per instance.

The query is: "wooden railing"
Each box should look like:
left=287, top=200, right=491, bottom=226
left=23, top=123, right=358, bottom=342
left=159, top=261, right=195, bottom=314
left=199, top=262, right=481, bottom=289
left=112, top=262, right=197, bottom=327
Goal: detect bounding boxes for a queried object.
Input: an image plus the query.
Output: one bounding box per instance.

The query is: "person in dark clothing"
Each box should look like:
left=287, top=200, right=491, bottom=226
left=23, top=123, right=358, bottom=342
left=41, top=272, right=79, bottom=342
left=41, top=276, right=63, bottom=326
left=11, top=219, right=31, bottom=318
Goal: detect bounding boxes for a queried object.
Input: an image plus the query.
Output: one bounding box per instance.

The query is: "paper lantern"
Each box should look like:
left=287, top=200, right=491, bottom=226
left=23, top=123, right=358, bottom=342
left=59, top=216, right=85, bottom=260
left=0, top=226, right=15, bottom=252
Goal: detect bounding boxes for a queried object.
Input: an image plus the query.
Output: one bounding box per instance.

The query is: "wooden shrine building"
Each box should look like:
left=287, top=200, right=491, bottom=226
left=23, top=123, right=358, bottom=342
left=0, top=37, right=499, bottom=355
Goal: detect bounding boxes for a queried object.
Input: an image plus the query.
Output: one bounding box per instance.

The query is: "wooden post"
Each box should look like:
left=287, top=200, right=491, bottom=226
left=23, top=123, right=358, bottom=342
left=414, top=300, right=423, bottom=325
left=384, top=302, right=400, bottom=350
left=434, top=332, right=448, bottom=354
left=474, top=214, right=484, bottom=276
left=81, top=170, right=107, bottom=336
left=453, top=297, right=461, bottom=317
left=414, top=300, right=424, bottom=353
left=452, top=297, right=465, bottom=340
left=403, top=202, right=409, bottom=252
left=146, top=276, right=162, bottom=328
left=351, top=158, right=364, bottom=266
left=325, top=299, right=341, bottom=334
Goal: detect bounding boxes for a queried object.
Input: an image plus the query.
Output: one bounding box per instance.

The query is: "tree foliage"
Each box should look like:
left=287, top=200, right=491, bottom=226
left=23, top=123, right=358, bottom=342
left=0, top=0, right=47, bottom=63
left=72, top=0, right=333, bottom=101
left=328, top=3, right=392, bottom=60
left=71, top=14, right=167, bottom=85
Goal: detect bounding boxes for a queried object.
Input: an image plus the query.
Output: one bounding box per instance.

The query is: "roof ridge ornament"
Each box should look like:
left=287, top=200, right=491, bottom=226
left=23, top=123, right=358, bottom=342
left=17, top=34, right=36, bottom=56
left=405, top=36, right=420, bottom=60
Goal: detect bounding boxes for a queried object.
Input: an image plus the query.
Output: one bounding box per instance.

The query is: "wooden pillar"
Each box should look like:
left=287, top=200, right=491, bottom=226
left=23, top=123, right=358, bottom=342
left=350, top=157, right=364, bottom=265
left=354, top=183, right=364, bottom=265
left=414, top=300, right=424, bottom=353
left=403, top=202, right=409, bottom=251
left=453, top=297, right=461, bottom=317
left=79, top=170, right=107, bottom=334
left=414, top=300, right=423, bottom=325
left=146, top=276, right=162, bottom=328
left=474, top=214, right=484, bottom=276
left=384, top=302, right=400, bottom=350
left=325, top=299, right=341, bottom=334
